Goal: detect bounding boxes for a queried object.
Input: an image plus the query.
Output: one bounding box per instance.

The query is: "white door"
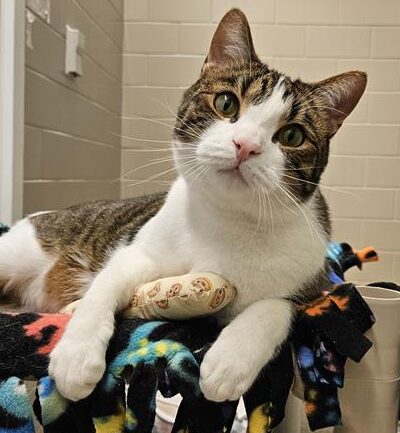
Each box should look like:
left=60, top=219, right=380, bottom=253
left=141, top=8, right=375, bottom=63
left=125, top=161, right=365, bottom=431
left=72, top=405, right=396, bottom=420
left=0, top=0, right=25, bottom=225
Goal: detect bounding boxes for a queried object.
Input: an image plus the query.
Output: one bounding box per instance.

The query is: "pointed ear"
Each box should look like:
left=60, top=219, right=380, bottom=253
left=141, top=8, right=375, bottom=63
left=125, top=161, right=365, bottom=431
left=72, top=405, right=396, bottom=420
left=316, top=71, right=367, bottom=130
left=202, top=9, right=259, bottom=72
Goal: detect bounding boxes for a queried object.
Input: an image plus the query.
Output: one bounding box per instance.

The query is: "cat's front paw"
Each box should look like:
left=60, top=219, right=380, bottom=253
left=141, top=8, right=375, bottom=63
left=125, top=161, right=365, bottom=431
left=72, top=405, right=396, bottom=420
left=49, top=334, right=107, bottom=401
left=200, top=339, right=262, bottom=402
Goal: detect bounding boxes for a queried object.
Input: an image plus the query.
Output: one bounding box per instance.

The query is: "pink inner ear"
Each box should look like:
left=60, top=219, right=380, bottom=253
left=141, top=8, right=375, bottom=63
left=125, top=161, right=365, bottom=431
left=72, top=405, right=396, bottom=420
left=203, top=9, right=259, bottom=70
left=319, top=71, right=367, bottom=126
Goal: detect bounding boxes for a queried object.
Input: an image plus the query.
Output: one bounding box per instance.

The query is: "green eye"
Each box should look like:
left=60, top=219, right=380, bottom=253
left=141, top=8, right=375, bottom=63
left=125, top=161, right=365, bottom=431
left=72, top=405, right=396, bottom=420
left=214, top=92, right=239, bottom=118
left=277, top=125, right=305, bottom=147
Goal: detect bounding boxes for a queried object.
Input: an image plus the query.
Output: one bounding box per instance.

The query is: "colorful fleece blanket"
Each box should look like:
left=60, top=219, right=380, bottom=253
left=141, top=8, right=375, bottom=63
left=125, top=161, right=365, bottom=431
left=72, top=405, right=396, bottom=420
left=0, top=241, right=377, bottom=432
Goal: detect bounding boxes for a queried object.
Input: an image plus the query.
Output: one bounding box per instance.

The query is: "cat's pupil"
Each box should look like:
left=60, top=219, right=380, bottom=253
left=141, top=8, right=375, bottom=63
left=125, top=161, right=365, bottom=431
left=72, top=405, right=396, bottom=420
left=214, top=92, right=239, bottom=118
left=277, top=125, right=304, bottom=147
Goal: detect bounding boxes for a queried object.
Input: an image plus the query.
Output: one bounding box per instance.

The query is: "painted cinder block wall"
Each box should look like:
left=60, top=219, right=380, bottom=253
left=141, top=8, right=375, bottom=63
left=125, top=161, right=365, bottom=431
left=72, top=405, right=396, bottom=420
left=121, top=0, right=400, bottom=284
left=24, top=0, right=123, bottom=214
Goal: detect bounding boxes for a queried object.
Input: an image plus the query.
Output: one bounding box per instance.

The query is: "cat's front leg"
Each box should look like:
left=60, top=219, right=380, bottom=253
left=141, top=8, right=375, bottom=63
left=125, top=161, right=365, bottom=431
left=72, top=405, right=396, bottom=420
left=49, top=245, right=160, bottom=401
left=200, top=298, right=293, bottom=402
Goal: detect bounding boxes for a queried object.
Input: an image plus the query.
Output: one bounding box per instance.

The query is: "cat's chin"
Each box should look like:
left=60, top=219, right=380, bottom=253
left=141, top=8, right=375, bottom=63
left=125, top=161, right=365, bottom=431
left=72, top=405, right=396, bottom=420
left=215, top=166, right=277, bottom=194
left=206, top=168, right=266, bottom=201
left=217, top=167, right=249, bottom=186
left=181, top=165, right=276, bottom=200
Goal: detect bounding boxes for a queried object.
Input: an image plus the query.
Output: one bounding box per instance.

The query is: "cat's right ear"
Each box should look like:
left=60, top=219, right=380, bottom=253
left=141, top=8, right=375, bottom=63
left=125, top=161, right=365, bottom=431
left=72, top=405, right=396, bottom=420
left=202, top=9, right=259, bottom=73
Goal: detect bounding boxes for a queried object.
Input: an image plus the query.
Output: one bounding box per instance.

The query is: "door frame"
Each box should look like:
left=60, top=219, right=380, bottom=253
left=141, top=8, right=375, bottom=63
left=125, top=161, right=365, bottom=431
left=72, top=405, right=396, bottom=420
left=0, top=0, right=25, bottom=224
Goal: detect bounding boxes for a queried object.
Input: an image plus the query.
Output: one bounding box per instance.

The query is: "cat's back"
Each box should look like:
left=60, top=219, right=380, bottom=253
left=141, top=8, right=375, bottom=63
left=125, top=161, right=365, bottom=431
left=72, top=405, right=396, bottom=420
left=30, top=192, right=166, bottom=266
left=0, top=192, right=166, bottom=311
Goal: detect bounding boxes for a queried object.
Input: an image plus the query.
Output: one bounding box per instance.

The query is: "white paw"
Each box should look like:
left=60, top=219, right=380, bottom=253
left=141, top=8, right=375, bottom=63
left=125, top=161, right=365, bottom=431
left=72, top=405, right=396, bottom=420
left=200, top=340, right=263, bottom=402
left=49, top=335, right=107, bottom=401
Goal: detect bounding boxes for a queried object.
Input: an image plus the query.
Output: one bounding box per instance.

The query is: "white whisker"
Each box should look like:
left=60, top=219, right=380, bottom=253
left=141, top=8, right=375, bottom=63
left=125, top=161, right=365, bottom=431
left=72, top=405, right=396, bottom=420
left=263, top=186, right=274, bottom=240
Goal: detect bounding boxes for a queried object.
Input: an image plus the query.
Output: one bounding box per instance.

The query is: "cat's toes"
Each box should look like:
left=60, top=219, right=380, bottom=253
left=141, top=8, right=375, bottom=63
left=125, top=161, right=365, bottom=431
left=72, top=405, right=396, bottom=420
left=200, top=346, right=258, bottom=402
left=49, top=337, right=106, bottom=401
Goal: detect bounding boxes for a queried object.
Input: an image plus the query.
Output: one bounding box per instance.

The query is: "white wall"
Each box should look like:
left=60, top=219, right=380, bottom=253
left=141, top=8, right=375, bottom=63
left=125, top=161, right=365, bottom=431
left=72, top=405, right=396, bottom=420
left=0, top=0, right=25, bottom=224
left=23, top=0, right=123, bottom=214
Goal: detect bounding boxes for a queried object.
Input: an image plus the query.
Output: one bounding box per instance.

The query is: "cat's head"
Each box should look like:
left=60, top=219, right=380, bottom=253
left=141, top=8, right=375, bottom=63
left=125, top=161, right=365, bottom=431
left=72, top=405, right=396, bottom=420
left=173, top=9, right=366, bottom=202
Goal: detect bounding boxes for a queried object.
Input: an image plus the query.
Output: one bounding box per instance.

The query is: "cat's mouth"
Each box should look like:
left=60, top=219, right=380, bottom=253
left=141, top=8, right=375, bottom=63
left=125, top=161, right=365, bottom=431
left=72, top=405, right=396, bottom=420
left=217, top=166, right=249, bottom=186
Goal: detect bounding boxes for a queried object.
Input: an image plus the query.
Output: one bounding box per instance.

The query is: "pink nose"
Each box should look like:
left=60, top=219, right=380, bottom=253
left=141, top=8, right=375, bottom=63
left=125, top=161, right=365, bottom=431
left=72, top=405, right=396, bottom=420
left=234, top=139, right=262, bottom=163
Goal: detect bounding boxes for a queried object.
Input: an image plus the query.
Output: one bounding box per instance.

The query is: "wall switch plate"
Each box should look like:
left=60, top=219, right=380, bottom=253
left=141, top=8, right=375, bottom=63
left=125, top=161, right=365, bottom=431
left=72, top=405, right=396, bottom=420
left=65, top=25, right=85, bottom=78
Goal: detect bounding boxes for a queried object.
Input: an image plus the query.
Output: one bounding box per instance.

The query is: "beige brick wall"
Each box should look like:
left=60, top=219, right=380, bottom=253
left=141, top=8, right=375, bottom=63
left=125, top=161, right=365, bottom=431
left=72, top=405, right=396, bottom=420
left=121, top=0, right=400, bottom=283
left=24, top=0, right=123, bottom=214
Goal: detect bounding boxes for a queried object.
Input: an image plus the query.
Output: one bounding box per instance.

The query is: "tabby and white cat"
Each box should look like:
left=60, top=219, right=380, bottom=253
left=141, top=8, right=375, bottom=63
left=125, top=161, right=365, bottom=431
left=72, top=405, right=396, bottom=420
left=0, top=9, right=366, bottom=402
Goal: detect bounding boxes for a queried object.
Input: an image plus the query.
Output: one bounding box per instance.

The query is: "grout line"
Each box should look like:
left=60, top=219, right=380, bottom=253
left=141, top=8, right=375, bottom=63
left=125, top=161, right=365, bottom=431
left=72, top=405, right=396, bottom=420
left=369, top=26, right=374, bottom=59
left=358, top=155, right=400, bottom=160
left=25, top=5, right=49, bottom=23
left=72, top=0, right=123, bottom=50
left=26, top=66, right=121, bottom=117
left=123, top=20, right=400, bottom=28
left=363, top=155, right=368, bottom=187
left=25, top=124, right=120, bottom=150
left=333, top=216, right=400, bottom=223
left=123, top=51, right=389, bottom=60
left=345, top=122, right=400, bottom=126
left=25, top=116, right=120, bottom=149
left=24, top=179, right=120, bottom=184
left=123, top=53, right=205, bottom=59
left=367, top=26, right=372, bottom=60
left=367, top=91, right=400, bottom=95
left=121, top=115, right=174, bottom=121
left=106, top=0, right=123, bottom=17
left=26, top=48, right=121, bottom=113
left=321, top=186, right=400, bottom=191
left=123, top=55, right=400, bottom=62
left=123, top=84, right=187, bottom=90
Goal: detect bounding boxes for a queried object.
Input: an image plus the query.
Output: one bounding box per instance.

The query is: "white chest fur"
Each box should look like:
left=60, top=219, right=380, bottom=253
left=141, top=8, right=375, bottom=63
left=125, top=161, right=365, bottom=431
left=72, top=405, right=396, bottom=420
left=141, top=178, right=328, bottom=317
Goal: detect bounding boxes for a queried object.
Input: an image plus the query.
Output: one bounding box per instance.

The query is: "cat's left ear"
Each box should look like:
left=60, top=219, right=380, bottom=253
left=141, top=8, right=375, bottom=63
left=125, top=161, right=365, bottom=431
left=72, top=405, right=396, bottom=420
left=316, top=71, right=367, bottom=130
